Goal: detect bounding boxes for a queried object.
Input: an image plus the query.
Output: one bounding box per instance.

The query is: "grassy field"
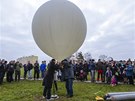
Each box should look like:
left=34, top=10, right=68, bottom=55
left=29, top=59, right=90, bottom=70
left=0, top=80, right=135, bottom=101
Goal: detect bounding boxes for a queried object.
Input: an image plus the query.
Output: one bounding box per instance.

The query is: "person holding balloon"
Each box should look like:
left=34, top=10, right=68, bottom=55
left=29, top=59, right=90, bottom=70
left=61, top=59, right=74, bottom=98
left=42, top=59, right=58, bottom=100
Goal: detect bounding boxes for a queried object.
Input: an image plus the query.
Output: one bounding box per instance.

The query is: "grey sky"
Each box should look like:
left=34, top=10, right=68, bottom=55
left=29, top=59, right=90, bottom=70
left=0, top=0, right=135, bottom=62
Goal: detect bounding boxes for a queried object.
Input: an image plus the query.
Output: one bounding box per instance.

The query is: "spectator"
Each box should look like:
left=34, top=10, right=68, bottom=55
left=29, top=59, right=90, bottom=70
left=133, top=59, right=135, bottom=78
left=126, top=61, right=134, bottom=85
left=15, top=61, right=21, bottom=81
left=0, top=60, right=7, bottom=84
left=122, top=69, right=128, bottom=84
left=23, top=64, right=28, bottom=79
left=2, top=60, right=7, bottom=82
left=83, top=61, right=89, bottom=81
left=40, top=61, right=46, bottom=78
left=111, top=75, right=117, bottom=87
left=34, top=61, right=40, bottom=80
left=106, top=67, right=112, bottom=84
left=96, top=59, right=103, bottom=81
left=0, top=60, right=4, bottom=84
left=27, top=61, right=33, bottom=79
left=79, top=70, right=85, bottom=81
left=89, top=59, right=96, bottom=82
left=7, top=61, right=15, bottom=82
left=110, top=61, right=117, bottom=75
left=75, top=62, right=80, bottom=80
left=102, top=61, right=107, bottom=82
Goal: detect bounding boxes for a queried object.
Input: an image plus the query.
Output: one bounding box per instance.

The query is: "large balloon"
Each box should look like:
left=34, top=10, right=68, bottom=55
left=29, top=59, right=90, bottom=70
left=32, top=0, right=87, bottom=61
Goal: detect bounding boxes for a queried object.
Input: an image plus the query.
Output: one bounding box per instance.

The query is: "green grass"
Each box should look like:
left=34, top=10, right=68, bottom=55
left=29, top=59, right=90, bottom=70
left=0, top=80, right=135, bottom=101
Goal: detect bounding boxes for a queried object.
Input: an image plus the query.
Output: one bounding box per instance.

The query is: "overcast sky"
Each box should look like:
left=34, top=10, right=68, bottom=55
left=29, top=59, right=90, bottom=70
left=0, top=0, right=135, bottom=63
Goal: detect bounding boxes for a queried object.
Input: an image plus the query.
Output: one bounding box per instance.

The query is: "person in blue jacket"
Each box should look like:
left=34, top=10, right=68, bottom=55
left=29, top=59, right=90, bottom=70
left=126, top=61, right=134, bottom=85
left=40, top=61, right=46, bottom=78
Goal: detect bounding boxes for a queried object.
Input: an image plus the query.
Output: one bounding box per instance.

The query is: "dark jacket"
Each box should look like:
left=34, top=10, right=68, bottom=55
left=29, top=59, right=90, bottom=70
left=27, top=63, right=33, bottom=71
left=83, top=63, right=89, bottom=73
left=96, top=62, right=103, bottom=71
left=34, top=62, right=39, bottom=71
left=7, top=63, right=14, bottom=72
left=42, top=61, right=58, bottom=88
left=61, top=60, right=74, bottom=80
left=23, top=64, right=28, bottom=71
left=0, top=63, right=4, bottom=72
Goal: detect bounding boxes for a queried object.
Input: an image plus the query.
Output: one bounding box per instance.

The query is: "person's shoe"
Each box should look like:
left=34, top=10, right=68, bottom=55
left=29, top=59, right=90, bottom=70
left=46, top=98, right=54, bottom=101
left=42, top=96, right=46, bottom=99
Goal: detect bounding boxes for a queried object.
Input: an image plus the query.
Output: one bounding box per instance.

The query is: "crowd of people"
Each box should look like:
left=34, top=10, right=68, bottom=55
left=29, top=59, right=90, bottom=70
left=53, top=58, right=135, bottom=86
left=0, top=58, right=135, bottom=84
left=0, top=58, right=135, bottom=85
left=0, top=59, right=47, bottom=84
left=73, top=59, right=135, bottom=85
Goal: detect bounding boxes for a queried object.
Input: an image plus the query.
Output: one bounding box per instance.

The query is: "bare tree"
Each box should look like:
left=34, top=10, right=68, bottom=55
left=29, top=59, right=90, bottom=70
left=106, top=57, right=113, bottom=61
left=76, top=52, right=84, bottom=60
left=99, top=54, right=107, bottom=61
left=84, top=52, right=92, bottom=61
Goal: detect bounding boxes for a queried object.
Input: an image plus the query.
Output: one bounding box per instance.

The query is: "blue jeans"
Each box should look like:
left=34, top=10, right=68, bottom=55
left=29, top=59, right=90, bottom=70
left=28, top=70, right=32, bottom=79
left=65, top=79, right=73, bottom=96
left=41, top=71, right=45, bottom=78
left=90, top=70, right=95, bottom=82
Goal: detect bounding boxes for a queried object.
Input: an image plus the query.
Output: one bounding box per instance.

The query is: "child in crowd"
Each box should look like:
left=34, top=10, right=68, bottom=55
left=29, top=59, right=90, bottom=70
left=111, top=75, right=117, bottom=87
left=79, top=70, right=85, bottom=81
left=105, top=67, right=112, bottom=84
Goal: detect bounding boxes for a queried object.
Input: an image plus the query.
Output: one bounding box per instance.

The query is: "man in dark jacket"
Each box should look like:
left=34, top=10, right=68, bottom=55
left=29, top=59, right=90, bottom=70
left=42, top=59, right=58, bottom=100
left=61, top=59, right=74, bottom=98
left=83, top=61, right=89, bottom=81
left=27, top=61, right=33, bottom=79
left=34, top=61, right=39, bottom=80
left=23, top=64, right=28, bottom=79
left=7, top=61, right=15, bottom=82
left=89, top=59, right=96, bottom=82
left=0, top=60, right=4, bottom=84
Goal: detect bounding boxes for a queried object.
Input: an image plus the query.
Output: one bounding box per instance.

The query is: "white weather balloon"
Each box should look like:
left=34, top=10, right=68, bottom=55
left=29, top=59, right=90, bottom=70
left=32, top=0, right=87, bottom=61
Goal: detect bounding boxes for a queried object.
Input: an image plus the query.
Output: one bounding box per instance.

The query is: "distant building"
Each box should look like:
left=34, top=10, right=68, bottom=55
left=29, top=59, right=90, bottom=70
left=17, top=55, right=38, bottom=65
